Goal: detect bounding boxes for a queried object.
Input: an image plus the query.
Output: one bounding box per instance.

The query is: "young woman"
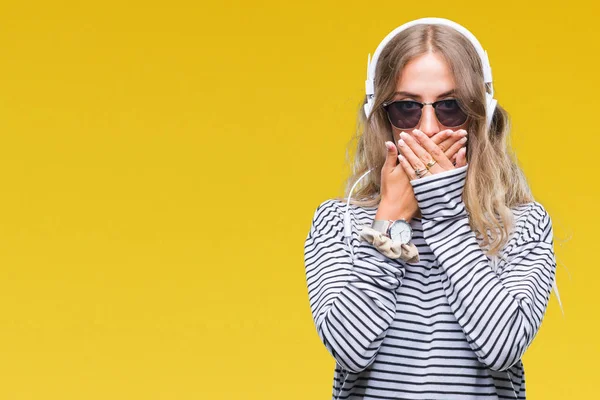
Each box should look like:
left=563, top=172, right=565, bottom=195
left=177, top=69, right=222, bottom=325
left=303, top=18, right=557, bottom=399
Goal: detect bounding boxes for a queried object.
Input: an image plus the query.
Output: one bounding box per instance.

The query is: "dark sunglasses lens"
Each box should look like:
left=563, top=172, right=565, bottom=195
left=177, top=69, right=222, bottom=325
left=435, top=99, right=468, bottom=127
left=385, top=101, right=421, bottom=129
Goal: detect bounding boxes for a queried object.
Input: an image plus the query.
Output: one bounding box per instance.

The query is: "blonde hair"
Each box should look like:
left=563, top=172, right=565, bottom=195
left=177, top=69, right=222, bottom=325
left=335, top=23, right=533, bottom=257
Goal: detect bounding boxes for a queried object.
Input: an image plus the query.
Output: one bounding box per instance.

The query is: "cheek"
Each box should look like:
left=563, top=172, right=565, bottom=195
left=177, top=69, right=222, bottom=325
left=453, top=121, right=469, bottom=136
left=391, top=127, right=410, bottom=144
left=391, top=128, right=400, bottom=144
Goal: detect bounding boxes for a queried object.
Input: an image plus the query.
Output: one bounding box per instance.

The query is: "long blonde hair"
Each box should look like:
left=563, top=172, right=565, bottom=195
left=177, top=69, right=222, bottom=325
left=335, top=23, right=533, bottom=256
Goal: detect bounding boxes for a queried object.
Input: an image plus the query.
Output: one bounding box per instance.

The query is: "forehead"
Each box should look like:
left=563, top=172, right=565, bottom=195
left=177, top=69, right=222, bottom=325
left=395, top=52, right=455, bottom=99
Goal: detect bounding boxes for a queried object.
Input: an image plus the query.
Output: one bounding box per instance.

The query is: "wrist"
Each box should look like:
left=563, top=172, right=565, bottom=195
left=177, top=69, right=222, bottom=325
left=410, top=165, right=468, bottom=221
left=375, top=203, right=414, bottom=222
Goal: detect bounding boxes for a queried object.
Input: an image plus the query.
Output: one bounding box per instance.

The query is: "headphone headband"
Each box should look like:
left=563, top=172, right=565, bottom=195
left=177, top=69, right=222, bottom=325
left=364, top=17, right=497, bottom=129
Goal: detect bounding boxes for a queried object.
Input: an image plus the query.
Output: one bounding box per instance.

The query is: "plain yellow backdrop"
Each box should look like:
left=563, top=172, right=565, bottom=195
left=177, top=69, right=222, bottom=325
left=0, top=0, right=596, bottom=398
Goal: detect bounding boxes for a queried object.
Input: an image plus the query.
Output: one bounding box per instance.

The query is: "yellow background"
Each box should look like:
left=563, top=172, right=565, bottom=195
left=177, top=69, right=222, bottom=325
left=0, top=0, right=595, bottom=398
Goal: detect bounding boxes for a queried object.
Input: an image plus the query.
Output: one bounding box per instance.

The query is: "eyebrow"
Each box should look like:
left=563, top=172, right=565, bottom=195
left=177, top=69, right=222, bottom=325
left=393, top=89, right=456, bottom=99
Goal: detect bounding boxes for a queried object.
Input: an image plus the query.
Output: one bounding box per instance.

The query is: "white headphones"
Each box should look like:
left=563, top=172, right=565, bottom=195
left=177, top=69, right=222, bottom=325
left=364, top=17, right=497, bottom=130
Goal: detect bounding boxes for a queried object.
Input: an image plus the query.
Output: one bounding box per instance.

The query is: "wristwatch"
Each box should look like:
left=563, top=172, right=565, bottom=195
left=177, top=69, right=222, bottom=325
left=371, top=219, right=413, bottom=245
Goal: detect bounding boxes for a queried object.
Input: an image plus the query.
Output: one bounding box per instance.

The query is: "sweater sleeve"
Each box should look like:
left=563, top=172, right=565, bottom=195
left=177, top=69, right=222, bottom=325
left=303, top=199, right=406, bottom=373
left=409, top=165, right=557, bottom=372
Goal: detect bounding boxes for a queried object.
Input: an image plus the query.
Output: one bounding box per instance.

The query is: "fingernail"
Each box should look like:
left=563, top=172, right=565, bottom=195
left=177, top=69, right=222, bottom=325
left=460, top=130, right=468, bottom=136
left=459, top=137, right=467, bottom=143
left=398, top=139, right=405, bottom=147
left=400, top=131, right=408, bottom=138
left=398, top=154, right=405, bottom=162
left=385, top=141, right=393, bottom=149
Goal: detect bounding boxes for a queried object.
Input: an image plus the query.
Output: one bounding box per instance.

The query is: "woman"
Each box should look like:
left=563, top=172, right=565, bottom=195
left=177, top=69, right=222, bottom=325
left=303, top=17, right=557, bottom=399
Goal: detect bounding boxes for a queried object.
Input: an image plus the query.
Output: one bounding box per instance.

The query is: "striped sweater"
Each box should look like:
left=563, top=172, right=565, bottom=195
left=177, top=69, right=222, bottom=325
left=303, top=165, right=556, bottom=399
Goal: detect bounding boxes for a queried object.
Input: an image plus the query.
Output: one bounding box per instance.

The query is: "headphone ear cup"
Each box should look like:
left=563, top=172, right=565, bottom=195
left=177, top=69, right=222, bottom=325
left=485, top=93, right=498, bottom=130
left=364, top=100, right=373, bottom=119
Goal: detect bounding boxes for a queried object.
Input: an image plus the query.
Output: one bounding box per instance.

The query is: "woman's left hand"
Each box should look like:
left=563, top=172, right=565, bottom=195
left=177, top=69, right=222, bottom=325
left=397, top=128, right=468, bottom=180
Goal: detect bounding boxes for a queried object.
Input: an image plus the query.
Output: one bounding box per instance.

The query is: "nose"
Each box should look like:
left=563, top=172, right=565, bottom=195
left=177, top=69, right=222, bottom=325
left=417, top=104, right=441, bottom=137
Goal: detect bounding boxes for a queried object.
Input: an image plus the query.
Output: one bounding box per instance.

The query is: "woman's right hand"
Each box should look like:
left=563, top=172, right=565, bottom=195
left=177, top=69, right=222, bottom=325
left=375, top=129, right=467, bottom=222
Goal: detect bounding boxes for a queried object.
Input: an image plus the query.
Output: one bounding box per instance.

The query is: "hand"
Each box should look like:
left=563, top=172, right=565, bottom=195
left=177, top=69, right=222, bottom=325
left=376, top=140, right=419, bottom=221
left=376, top=129, right=467, bottom=221
left=397, top=129, right=468, bottom=180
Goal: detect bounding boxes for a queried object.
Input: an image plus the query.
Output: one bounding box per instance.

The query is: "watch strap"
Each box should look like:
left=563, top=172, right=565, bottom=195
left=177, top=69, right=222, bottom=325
left=371, top=219, right=393, bottom=234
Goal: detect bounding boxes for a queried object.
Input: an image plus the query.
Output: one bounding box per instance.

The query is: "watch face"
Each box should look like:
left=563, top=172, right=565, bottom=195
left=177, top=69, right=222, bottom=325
left=389, top=221, right=412, bottom=244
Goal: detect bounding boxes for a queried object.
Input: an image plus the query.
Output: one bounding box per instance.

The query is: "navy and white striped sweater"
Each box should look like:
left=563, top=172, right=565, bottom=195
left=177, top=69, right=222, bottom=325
left=303, top=165, right=556, bottom=399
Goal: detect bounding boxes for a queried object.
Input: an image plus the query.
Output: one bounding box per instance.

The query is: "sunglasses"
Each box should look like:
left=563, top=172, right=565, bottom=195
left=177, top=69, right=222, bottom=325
left=382, top=99, right=468, bottom=129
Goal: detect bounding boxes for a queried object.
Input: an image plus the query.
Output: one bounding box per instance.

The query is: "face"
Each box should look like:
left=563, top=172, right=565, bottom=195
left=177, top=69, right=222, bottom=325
left=389, top=52, right=468, bottom=144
